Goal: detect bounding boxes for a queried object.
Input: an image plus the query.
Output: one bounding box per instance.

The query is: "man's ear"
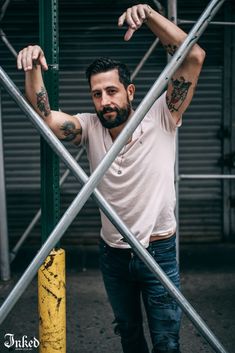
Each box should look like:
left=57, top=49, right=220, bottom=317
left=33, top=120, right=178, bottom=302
left=127, top=84, right=135, bottom=102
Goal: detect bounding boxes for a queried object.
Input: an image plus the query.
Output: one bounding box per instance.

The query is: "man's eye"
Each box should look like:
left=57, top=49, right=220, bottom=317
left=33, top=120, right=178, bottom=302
left=94, top=92, right=101, bottom=98
left=108, top=90, right=116, bottom=95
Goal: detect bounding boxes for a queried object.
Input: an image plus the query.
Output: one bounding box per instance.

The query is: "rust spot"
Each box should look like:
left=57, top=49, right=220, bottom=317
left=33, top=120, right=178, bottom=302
left=42, top=285, right=58, bottom=300
left=56, top=297, right=62, bottom=311
left=44, top=254, right=55, bottom=269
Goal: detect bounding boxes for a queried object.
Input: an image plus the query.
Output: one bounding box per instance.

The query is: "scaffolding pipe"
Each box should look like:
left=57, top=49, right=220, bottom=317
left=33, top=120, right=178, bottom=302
left=151, top=0, right=165, bottom=15
left=131, top=38, right=160, bottom=80
left=0, top=0, right=229, bottom=351
left=179, top=174, right=235, bottom=180
left=168, top=0, right=180, bottom=264
left=130, top=0, right=165, bottom=81
left=0, top=0, right=11, bottom=22
left=0, top=87, right=10, bottom=281
left=179, top=19, right=235, bottom=26
left=0, top=29, right=17, bottom=58
left=10, top=147, right=84, bottom=262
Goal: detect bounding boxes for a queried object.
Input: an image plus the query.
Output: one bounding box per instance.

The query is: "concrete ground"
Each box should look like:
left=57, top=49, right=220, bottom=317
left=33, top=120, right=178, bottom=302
left=0, top=242, right=235, bottom=353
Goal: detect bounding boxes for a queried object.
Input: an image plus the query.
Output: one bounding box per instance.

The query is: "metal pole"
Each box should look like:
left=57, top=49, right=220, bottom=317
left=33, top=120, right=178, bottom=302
left=0, top=67, right=228, bottom=352
left=131, top=38, right=160, bottom=81
left=179, top=19, right=235, bottom=26
left=168, top=0, right=180, bottom=264
left=0, top=29, right=17, bottom=58
left=130, top=0, right=165, bottom=80
left=0, top=0, right=11, bottom=22
left=0, top=0, right=229, bottom=351
left=179, top=174, right=235, bottom=180
left=39, top=0, right=60, bottom=244
left=10, top=148, right=84, bottom=262
left=0, top=87, right=10, bottom=281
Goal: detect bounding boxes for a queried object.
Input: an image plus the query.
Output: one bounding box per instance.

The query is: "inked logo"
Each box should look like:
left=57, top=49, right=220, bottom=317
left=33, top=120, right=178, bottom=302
left=4, top=333, right=40, bottom=351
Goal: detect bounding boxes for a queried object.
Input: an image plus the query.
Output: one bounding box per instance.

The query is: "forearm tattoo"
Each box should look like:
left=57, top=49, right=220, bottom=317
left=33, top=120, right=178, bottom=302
left=36, top=87, right=51, bottom=118
left=164, top=44, right=178, bottom=56
left=166, top=76, right=192, bottom=112
left=60, top=121, right=82, bottom=142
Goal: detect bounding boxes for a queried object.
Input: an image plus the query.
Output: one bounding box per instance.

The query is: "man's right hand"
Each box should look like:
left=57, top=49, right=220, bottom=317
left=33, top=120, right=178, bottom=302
left=17, top=45, right=48, bottom=72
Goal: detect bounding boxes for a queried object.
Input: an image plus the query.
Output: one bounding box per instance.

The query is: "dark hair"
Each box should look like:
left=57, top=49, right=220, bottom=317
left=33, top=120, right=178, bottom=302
left=86, top=57, right=132, bottom=89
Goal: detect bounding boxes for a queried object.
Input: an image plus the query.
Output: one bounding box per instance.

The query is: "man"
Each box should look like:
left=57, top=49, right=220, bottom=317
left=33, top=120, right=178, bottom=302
left=17, top=4, right=205, bottom=353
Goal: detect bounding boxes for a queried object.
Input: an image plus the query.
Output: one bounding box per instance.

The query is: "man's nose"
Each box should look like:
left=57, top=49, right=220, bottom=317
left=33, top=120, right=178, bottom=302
left=101, top=93, right=111, bottom=107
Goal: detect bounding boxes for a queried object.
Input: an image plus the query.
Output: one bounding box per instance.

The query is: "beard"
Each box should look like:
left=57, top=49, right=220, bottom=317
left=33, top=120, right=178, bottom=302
left=96, top=101, right=132, bottom=129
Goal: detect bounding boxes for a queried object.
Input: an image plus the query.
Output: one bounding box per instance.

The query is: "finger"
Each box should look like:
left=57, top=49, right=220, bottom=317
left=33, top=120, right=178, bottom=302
left=137, top=6, right=146, bottom=22
left=118, top=12, right=126, bottom=27
left=39, top=54, right=48, bottom=71
left=32, top=45, right=41, bottom=61
left=17, top=50, right=23, bottom=70
left=124, top=8, right=137, bottom=30
left=32, top=46, right=48, bottom=70
left=25, top=46, right=34, bottom=70
left=21, top=49, right=29, bottom=71
left=124, top=27, right=136, bottom=41
left=130, top=6, right=142, bottom=27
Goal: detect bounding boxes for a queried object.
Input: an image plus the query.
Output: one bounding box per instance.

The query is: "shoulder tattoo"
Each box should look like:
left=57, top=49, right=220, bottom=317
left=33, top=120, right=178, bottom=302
left=60, top=121, right=82, bottom=143
left=167, top=76, right=192, bottom=112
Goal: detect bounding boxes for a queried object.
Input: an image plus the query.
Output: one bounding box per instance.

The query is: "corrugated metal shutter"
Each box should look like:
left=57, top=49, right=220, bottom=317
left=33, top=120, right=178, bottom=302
left=0, top=0, right=229, bottom=247
left=178, top=69, right=223, bottom=242
left=177, top=0, right=225, bottom=242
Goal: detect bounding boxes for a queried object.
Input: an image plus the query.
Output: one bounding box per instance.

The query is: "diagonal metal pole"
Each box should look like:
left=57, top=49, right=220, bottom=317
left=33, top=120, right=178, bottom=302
left=0, top=0, right=228, bottom=351
left=0, top=0, right=11, bottom=22
left=131, top=38, right=160, bottom=80
left=0, top=87, right=10, bottom=281
left=0, top=29, right=17, bottom=58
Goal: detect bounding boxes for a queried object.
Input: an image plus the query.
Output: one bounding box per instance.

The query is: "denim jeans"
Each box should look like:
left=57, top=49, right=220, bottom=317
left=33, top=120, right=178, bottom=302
left=99, top=235, right=182, bottom=353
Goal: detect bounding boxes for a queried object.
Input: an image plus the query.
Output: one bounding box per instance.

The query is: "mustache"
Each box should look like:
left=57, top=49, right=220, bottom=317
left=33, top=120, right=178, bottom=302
left=102, top=107, right=119, bottom=114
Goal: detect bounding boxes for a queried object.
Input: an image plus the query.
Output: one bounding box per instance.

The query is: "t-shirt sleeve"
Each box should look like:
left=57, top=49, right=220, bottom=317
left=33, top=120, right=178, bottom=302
left=74, top=112, right=92, bottom=146
left=148, top=91, right=182, bottom=133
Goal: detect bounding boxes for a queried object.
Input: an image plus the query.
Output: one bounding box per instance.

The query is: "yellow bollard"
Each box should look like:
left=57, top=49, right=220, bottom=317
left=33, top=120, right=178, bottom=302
left=38, top=248, right=66, bottom=353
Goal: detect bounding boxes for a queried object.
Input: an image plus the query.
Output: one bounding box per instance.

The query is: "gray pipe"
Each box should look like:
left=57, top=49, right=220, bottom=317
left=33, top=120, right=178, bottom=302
left=0, top=88, right=10, bottom=281
left=0, top=29, right=17, bottom=58
left=0, top=0, right=11, bottom=22
left=179, top=19, right=235, bottom=26
left=179, top=174, right=235, bottom=180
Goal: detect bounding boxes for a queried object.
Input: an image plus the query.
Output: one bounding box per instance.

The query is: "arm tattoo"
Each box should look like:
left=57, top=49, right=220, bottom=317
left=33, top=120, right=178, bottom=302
left=36, top=87, right=51, bottom=118
left=163, top=44, right=178, bottom=56
left=60, top=121, right=82, bottom=142
left=166, top=76, right=192, bottom=112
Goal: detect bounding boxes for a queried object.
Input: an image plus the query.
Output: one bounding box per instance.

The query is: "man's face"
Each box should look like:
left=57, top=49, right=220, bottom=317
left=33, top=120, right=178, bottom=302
left=90, top=69, right=135, bottom=129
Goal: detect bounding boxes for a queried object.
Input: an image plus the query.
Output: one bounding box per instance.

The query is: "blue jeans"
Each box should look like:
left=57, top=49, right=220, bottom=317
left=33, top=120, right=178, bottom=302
left=99, top=235, right=182, bottom=353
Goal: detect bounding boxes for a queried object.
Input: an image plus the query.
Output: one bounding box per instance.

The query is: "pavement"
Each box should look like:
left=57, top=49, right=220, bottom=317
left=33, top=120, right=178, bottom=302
left=0, top=242, right=235, bottom=353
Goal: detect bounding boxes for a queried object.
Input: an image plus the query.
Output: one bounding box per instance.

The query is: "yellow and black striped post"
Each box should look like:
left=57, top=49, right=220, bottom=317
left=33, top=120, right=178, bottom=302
left=38, top=249, right=66, bottom=352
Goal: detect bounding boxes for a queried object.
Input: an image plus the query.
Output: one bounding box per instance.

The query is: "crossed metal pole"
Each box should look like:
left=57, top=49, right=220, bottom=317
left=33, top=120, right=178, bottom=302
left=0, top=0, right=229, bottom=352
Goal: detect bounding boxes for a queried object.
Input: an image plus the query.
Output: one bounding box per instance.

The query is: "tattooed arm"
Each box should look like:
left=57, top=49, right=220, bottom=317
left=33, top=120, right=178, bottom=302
left=118, top=4, right=206, bottom=123
left=17, top=45, right=83, bottom=145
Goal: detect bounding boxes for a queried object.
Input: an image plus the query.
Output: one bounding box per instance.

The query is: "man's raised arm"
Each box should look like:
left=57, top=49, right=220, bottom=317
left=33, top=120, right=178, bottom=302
left=118, top=4, right=206, bottom=124
left=17, top=45, right=83, bottom=145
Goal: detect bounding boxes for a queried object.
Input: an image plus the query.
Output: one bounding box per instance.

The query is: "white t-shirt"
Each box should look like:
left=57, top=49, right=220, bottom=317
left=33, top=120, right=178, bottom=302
left=75, top=91, right=181, bottom=248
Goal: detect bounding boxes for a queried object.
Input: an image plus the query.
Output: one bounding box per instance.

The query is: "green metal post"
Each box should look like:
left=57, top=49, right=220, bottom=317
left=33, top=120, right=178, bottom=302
left=39, top=0, right=60, bottom=243
left=38, top=3, right=66, bottom=352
